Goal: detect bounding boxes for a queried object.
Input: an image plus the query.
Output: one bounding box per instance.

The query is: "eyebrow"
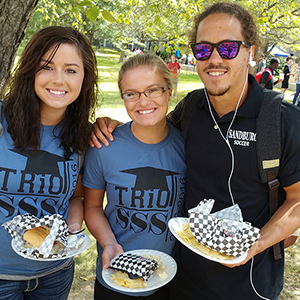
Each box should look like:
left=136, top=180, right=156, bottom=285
left=122, top=84, right=162, bottom=92
left=41, top=59, right=81, bottom=68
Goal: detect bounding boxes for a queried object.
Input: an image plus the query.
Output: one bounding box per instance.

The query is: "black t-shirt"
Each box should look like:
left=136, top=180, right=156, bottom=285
left=260, top=66, right=274, bottom=89
left=168, top=75, right=300, bottom=300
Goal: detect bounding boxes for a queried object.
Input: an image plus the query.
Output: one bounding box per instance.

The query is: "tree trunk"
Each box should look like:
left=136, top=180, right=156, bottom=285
left=0, top=0, right=39, bottom=92
left=118, top=50, right=126, bottom=63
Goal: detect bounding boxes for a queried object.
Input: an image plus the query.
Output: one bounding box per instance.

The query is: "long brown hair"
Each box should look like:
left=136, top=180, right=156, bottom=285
left=2, top=26, right=98, bottom=156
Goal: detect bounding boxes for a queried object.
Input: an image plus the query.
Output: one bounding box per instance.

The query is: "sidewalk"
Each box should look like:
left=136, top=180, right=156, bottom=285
left=273, top=86, right=294, bottom=103
left=179, top=63, right=197, bottom=73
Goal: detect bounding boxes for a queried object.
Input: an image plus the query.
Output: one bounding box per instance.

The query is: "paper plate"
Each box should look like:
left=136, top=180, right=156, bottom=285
left=11, top=233, right=91, bottom=261
left=168, top=217, right=247, bottom=264
left=102, top=249, right=177, bottom=293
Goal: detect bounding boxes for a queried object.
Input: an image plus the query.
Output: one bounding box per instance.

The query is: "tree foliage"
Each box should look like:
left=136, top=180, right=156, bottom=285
left=1, top=0, right=300, bottom=89
left=244, top=0, right=300, bottom=55
left=24, top=0, right=300, bottom=58
left=24, top=0, right=117, bottom=44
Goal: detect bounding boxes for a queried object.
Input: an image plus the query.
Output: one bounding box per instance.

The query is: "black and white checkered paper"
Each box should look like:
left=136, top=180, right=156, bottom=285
left=110, top=253, right=158, bottom=282
left=2, top=214, right=69, bottom=259
left=188, top=199, right=260, bottom=257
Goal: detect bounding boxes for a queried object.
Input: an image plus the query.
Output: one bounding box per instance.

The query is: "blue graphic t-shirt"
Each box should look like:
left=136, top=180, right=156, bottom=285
left=0, top=112, right=79, bottom=278
left=82, top=122, right=186, bottom=296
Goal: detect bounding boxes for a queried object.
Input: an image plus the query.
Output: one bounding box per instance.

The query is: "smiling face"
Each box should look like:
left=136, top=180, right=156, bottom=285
left=34, top=43, right=85, bottom=125
left=120, top=65, right=171, bottom=132
left=195, top=13, right=251, bottom=98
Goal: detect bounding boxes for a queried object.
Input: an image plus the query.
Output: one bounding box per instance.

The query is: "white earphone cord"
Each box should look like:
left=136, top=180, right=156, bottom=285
left=204, top=72, right=247, bottom=206
left=204, top=65, right=271, bottom=300
left=250, top=257, right=271, bottom=300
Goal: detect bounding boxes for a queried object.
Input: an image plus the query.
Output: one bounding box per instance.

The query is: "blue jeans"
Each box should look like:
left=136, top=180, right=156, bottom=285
left=292, top=83, right=300, bottom=105
left=0, top=260, right=74, bottom=300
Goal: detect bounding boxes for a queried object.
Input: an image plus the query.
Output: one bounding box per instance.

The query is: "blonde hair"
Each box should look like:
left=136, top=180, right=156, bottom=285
left=118, top=53, right=173, bottom=93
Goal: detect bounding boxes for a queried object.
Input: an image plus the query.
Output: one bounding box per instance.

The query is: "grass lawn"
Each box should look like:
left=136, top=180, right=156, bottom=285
left=68, top=48, right=300, bottom=300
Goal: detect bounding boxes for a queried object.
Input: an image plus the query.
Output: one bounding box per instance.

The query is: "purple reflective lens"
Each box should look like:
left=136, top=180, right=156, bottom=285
left=218, top=41, right=239, bottom=59
left=193, top=43, right=213, bottom=60
left=192, top=40, right=246, bottom=61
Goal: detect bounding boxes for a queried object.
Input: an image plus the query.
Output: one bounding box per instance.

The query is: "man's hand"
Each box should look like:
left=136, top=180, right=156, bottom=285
left=89, top=117, right=123, bottom=148
left=220, top=243, right=259, bottom=269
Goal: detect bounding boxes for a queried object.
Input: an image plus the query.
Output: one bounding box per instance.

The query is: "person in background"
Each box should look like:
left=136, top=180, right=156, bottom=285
left=292, top=59, right=300, bottom=106
left=167, top=54, right=181, bottom=99
left=260, top=57, right=282, bottom=90
left=82, top=53, right=186, bottom=300
left=0, top=26, right=98, bottom=300
left=91, top=3, right=300, bottom=300
left=133, top=48, right=143, bottom=55
left=257, top=54, right=266, bottom=72
left=281, top=56, right=294, bottom=94
left=181, top=53, right=187, bottom=64
left=187, top=53, right=195, bottom=66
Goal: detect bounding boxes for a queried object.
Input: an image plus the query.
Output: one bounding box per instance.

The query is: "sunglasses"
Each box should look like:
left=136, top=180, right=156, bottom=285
left=191, top=40, right=250, bottom=61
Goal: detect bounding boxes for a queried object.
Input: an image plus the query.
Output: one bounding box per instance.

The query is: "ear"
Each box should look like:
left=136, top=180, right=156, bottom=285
left=248, top=45, right=256, bottom=67
left=168, top=88, right=172, bottom=102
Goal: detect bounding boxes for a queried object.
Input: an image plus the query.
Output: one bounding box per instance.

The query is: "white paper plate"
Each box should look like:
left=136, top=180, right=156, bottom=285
left=168, top=217, right=247, bottom=264
left=102, top=249, right=177, bottom=293
left=11, top=233, right=91, bottom=261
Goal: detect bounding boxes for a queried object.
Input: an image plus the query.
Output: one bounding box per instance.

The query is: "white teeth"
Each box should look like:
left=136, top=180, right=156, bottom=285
left=209, top=72, right=225, bottom=76
left=139, top=109, right=155, bottom=114
left=49, top=89, right=66, bottom=95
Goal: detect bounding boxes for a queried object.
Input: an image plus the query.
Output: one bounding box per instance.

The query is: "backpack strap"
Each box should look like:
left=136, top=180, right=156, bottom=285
left=256, top=89, right=283, bottom=260
left=265, top=68, right=273, bottom=81
left=0, top=100, right=3, bottom=137
left=181, top=89, right=205, bottom=144
left=257, top=89, right=282, bottom=183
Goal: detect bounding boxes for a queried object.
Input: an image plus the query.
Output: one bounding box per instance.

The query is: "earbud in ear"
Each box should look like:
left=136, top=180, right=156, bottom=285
left=248, top=48, right=256, bottom=67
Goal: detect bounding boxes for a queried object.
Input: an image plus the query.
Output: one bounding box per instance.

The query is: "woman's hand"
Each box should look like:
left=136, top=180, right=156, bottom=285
left=102, top=243, right=124, bottom=269
left=89, top=117, right=123, bottom=149
left=67, top=222, right=82, bottom=233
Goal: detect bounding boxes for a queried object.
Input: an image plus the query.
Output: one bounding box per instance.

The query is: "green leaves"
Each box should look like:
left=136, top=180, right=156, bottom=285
left=101, top=10, right=118, bottom=23
left=25, top=0, right=300, bottom=56
left=86, top=6, right=99, bottom=22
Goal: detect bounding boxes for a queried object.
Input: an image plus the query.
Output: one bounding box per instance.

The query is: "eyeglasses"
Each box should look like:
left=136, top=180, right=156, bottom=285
left=191, top=40, right=250, bottom=61
left=121, top=86, right=169, bottom=102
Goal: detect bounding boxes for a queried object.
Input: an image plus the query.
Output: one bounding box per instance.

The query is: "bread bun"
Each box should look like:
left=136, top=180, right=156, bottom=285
left=24, top=225, right=50, bottom=248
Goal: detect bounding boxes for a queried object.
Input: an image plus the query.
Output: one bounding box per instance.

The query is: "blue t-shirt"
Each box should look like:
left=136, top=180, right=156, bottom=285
left=82, top=122, right=186, bottom=296
left=0, top=111, right=79, bottom=278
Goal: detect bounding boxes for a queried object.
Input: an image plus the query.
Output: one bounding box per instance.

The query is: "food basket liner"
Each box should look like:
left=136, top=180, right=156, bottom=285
left=2, top=213, right=69, bottom=259
left=188, top=199, right=260, bottom=257
left=109, top=253, right=158, bottom=282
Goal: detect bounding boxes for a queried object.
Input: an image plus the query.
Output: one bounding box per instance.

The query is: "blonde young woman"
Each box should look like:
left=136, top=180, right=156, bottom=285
left=82, top=54, right=186, bottom=300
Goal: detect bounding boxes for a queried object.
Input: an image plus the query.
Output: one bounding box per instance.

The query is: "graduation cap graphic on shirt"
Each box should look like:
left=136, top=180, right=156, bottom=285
left=120, top=166, right=179, bottom=191
left=9, top=148, right=71, bottom=177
